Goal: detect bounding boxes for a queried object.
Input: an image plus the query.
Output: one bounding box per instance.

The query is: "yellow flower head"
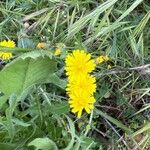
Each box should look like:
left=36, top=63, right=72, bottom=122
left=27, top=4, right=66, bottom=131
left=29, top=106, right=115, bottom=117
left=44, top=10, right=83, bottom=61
left=0, top=52, right=12, bottom=60
left=54, top=48, right=61, bottom=56
left=69, top=92, right=95, bottom=118
left=107, top=65, right=112, bottom=69
left=66, top=74, right=96, bottom=96
left=37, top=42, right=46, bottom=49
left=0, top=40, right=15, bottom=60
left=65, top=50, right=96, bottom=80
left=65, top=50, right=96, bottom=118
left=0, top=40, right=15, bottom=48
left=95, top=55, right=110, bottom=64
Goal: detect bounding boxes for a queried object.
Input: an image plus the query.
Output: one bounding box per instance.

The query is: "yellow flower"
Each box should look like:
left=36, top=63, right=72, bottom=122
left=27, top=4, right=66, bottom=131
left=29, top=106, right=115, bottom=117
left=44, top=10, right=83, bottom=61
left=107, top=65, right=112, bottom=69
left=37, top=42, right=46, bottom=49
left=66, top=75, right=96, bottom=96
left=0, top=40, right=15, bottom=60
left=0, top=52, right=12, bottom=60
left=0, top=40, right=15, bottom=48
left=65, top=50, right=96, bottom=80
left=65, top=50, right=96, bottom=118
left=54, top=49, right=61, bottom=56
left=95, top=55, right=110, bottom=64
left=69, top=92, right=95, bottom=118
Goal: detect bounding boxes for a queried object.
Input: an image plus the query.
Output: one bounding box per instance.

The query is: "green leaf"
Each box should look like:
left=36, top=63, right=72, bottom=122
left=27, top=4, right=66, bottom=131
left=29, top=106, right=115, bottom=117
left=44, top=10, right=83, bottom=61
left=28, top=137, right=58, bottom=150
left=49, top=102, right=69, bottom=115
left=68, top=0, right=118, bottom=38
left=20, top=50, right=53, bottom=59
left=64, top=115, right=76, bottom=150
left=85, top=22, right=127, bottom=44
left=0, top=143, right=16, bottom=150
left=0, top=95, right=8, bottom=109
left=5, top=94, right=18, bottom=139
left=80, top=136, right=95, bottom=150
left=0, top=57, right=57, bottom=96
left=46, top=73, right=67, bottom=89
left=133, top=11, right=150, bottom=37
left=116, top=0, right=143, bottom=22
left=12, top=118, right=31, bottom=127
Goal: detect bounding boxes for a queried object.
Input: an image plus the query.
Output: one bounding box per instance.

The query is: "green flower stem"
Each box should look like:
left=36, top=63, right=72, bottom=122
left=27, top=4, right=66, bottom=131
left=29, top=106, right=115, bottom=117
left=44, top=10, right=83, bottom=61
left=84, top=110, right=93, bottom=136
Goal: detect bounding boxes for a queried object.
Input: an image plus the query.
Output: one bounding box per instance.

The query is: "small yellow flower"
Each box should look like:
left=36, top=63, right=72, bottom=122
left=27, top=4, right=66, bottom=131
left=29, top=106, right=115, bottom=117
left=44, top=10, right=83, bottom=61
left=0, top=40, right=15, bottom=48
left=54, top=49, right=61, bottom=56
left=0, top=52, right=12, bottom=60
left=95, top=55, right=110, bottom=64
left=107, top=65, right=112, bottom=69
left=37, top=42, right=46, bottom=49
left=0, top=40, right=15, bottom=60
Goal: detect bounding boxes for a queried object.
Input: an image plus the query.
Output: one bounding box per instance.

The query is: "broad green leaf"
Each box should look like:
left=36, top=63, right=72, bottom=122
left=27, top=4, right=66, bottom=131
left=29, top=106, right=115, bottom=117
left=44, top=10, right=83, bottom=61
left=0, top=95, right=8, bottom=109
left=0, top=57, right=57, bottom=96
left=28, top=137, right=58, bottom=150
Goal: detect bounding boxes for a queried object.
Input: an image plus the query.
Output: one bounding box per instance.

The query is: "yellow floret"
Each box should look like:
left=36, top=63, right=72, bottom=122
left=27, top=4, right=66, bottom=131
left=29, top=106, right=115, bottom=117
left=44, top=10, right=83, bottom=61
left=54, top=49, right=61, bottom=56
left=37, top=42, right=46, bottom=49
left=0, top=40, right=15, bottom=60
left=95, top=55, right=110, bottom=64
